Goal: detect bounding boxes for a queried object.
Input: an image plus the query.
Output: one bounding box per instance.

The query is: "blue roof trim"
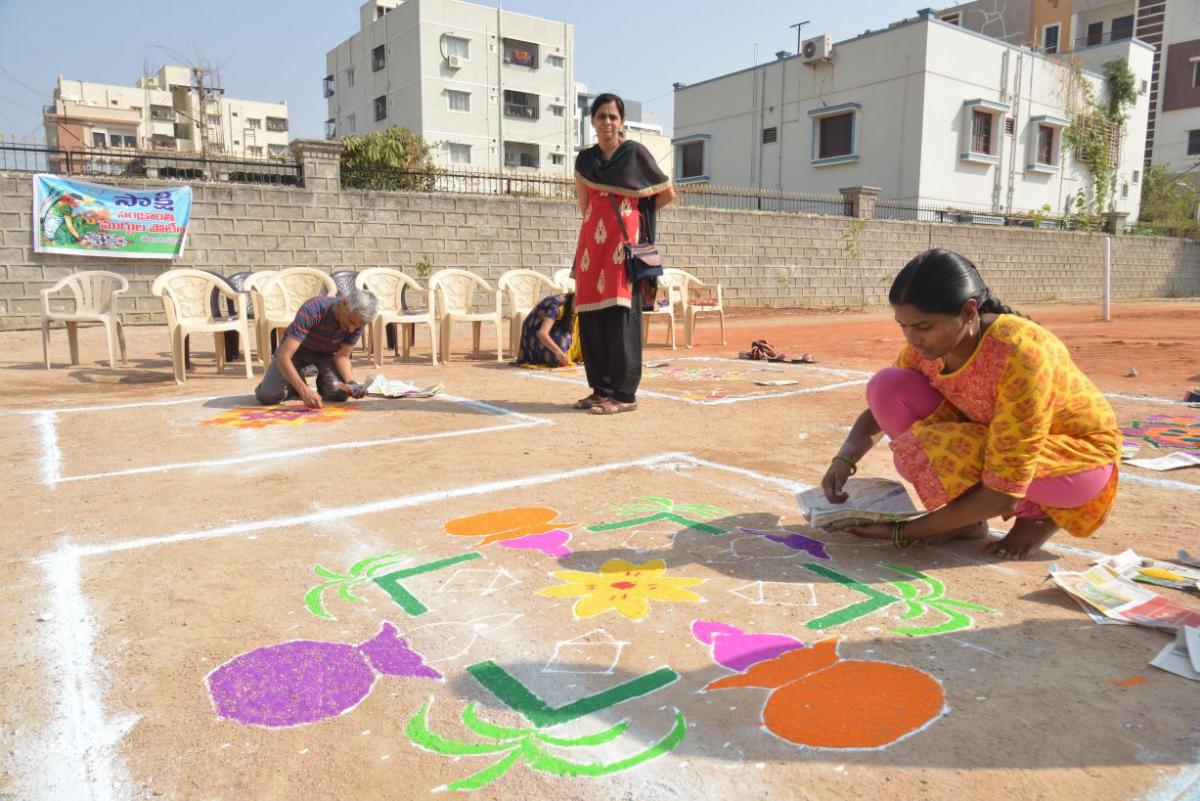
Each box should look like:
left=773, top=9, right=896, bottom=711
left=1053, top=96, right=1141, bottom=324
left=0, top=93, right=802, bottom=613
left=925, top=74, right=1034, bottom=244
left=808, top=102, right=863, bottom=117
left=961, top=152, right=999, bottom=165
left=962, top=98, right=1011, bottom=112
left=1029, top=114, right=1070, bottom=127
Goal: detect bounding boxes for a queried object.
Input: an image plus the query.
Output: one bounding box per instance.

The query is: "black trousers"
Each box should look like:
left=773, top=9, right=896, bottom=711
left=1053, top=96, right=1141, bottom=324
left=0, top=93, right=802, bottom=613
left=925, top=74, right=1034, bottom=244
left=578, top=299, right=643, bottom=404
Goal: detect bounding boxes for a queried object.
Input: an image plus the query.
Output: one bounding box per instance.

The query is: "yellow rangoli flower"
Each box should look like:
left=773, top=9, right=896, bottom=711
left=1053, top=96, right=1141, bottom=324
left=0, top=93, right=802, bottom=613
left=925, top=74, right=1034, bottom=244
left=539, top=559, right=702, bottom=621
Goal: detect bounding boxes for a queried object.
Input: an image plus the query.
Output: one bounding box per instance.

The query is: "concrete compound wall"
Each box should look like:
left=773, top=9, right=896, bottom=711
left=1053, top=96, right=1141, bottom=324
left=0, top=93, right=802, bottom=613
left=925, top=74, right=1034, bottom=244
left=1, top=168, right=1197, bottom=330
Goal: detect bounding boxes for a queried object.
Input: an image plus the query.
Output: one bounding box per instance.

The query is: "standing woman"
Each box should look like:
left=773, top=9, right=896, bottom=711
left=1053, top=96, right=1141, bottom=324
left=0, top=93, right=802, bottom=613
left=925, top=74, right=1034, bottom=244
left=571, top=93, right=676, bottom=415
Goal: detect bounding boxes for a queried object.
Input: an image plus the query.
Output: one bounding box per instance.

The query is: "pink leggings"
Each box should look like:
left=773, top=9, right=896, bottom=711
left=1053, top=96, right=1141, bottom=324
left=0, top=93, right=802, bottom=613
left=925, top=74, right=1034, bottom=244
left=867, top=367, right=1114, bottom=518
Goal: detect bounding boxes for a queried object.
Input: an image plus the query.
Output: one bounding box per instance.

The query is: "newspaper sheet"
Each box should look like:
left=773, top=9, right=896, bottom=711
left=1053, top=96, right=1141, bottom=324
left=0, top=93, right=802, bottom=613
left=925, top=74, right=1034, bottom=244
left=796, top=478, right=922, bottom=530
left=1094, top=549, right=1200, bottom=592
left=1050, top=563, right=1200, bottom=630
left=1150, top=626, right=1200, bottom=681
left=1124, top=452, right=1200, bottom=472
left=365, top=375, right=444, bottom=399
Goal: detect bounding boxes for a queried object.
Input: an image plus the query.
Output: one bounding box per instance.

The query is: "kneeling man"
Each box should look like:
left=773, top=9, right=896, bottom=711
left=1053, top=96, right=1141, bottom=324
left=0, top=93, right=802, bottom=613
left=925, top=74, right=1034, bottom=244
left=255, top=290, right=378, bottom=408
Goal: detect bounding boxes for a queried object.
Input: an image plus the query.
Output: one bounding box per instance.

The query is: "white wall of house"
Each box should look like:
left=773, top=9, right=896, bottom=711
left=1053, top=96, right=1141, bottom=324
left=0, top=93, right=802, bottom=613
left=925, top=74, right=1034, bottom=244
left=325, top=0, right=574, bottom=173
left=672, top=14, right=1151, bottom=219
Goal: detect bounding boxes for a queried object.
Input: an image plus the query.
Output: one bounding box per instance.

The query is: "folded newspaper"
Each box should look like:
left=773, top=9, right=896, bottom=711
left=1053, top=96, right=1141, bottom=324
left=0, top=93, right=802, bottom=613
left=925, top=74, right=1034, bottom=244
left=796, top=478, right=922, bottom=529
left=365, top=375, right=444, bottom=399
left=1150, top=626, right=1200, bottom=681
left=1123, top=451, right=1200, bottom=472
left=1049, top=562, right=1200, bottom=630
left=1094, top=549, right=1200, bottom=592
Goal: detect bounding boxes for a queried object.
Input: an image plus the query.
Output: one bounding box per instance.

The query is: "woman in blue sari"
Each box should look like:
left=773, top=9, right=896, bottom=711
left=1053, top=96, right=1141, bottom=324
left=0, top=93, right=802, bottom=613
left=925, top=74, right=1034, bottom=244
left=513, top=293, right=575, bottom=368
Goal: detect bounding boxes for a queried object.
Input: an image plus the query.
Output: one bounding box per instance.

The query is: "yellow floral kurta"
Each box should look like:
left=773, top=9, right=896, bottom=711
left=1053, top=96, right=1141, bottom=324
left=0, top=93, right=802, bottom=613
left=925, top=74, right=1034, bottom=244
left=890, top=315, right=1121, bottom=537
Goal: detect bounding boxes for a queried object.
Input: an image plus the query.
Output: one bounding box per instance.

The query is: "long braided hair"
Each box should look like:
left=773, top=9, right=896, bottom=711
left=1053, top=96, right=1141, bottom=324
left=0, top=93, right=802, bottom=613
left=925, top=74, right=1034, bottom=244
left=888, top=249, right=1023, bottom=318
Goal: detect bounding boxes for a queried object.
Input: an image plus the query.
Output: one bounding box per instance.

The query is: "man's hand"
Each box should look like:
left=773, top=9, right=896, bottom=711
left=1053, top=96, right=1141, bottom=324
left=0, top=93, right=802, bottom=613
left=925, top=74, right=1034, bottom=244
left=301, top=387, right=324, bottom=409
left=347, top=382, right=368, bottom=400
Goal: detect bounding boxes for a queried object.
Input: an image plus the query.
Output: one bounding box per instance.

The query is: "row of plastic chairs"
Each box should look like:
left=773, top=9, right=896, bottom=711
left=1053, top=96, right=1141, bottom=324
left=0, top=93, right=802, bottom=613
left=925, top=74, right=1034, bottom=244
left=39, top=265, right=724, bottom=380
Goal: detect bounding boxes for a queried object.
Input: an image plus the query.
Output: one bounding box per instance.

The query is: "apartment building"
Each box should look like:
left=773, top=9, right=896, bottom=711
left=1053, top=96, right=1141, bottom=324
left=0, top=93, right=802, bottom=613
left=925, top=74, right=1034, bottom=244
left=672, top=11, right=1152, bottom=219
left=937, top=0, right=1200, bottom=178
left=325, top=0, right=574, bottom=174
left=44, top=65, right=290, bottom=159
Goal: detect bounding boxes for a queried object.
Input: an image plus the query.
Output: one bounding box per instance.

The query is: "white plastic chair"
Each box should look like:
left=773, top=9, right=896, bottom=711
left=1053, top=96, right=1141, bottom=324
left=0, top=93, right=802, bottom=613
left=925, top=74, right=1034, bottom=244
left=151, top=269, right=253, bottom=384
left=428, top=269, right=504, bottom=363
left=498, top=269, right=559, bottom=356
left=663, top=267, right=726, bottom=347
left=41, top=270, right=129, bottom=370
left=247, top=268, right=337, bottom=366
left=552, top=267, right=575, bottom=293
left=641, top=271, right=686, bottom=350
left=355, top=268, right=439, bottom=365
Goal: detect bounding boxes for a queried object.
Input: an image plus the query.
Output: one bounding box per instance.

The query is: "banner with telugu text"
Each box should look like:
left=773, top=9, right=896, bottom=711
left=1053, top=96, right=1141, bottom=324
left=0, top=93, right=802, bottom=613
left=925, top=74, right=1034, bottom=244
left=32, top=174, right=192, bottom=259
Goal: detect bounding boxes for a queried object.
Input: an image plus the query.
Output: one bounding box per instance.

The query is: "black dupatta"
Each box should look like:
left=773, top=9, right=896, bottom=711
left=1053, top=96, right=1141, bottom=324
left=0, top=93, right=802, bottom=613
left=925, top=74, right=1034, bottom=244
left=575, top=141, right=671, bottom=244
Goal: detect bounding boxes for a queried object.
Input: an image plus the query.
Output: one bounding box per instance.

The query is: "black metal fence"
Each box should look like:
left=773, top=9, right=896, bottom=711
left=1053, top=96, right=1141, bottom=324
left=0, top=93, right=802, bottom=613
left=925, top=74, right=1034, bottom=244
left=875, top=198, right=1105, bottom=231
left=0, top=142, right=302, bottom=186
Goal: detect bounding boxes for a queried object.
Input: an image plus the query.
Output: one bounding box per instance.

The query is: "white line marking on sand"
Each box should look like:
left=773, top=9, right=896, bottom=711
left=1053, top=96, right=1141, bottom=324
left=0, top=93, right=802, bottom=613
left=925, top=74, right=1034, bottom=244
left=35, top=410, right=62, bottom=487
left=1122, top=473, right=1200, bottom=493
left=518, top=368, right=867, bottom=405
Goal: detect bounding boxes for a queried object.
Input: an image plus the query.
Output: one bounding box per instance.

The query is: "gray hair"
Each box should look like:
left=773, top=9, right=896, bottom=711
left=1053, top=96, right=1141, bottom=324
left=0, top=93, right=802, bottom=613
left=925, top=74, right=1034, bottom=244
left=343, top=289, right=379, bottom=322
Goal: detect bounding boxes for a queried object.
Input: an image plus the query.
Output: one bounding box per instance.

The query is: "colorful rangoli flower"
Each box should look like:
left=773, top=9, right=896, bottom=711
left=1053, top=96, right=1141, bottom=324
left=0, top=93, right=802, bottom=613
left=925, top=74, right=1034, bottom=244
left=539, top=559, right=703, bottom=621
left=203, top=404, right=355, bottom=430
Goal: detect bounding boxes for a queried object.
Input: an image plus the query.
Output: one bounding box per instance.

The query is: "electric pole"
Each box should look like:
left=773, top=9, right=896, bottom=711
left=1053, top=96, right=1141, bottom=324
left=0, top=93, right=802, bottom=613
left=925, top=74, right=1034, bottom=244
left=790, top=20, right=811, bottom=54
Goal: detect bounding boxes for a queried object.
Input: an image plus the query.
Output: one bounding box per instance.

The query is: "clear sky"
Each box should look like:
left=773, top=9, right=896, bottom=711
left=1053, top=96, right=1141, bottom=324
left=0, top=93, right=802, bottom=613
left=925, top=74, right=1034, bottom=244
left=0, top=0, right=913, bottom=142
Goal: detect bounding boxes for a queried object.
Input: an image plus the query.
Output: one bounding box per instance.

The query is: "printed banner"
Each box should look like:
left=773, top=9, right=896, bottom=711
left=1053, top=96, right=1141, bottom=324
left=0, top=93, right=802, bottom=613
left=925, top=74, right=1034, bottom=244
left=32, top=174, right=192, bottom=259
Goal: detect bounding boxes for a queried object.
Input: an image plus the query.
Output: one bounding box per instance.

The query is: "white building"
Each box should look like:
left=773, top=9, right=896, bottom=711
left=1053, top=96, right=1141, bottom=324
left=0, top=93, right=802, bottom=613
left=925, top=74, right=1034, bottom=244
left=44, top=65, right=290, bottom=159
left=672, top=11, right=1153, bottom=219
left=324, top=0, right=575, bottom=174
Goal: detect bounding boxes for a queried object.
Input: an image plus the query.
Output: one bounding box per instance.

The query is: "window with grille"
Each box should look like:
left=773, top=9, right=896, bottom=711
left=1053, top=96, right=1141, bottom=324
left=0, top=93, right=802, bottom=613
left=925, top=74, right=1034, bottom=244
left=818, top=112, right=853, bottom=159
left=762, top=126, right=778, bottom=144
left=1004, top=117, right=1015, bottom=136
left=323, top=75, right=335, bottom=98
left=266, top=117, right=288, bottom=132
left=374, top=95, right=387, bottom=121
left=550, top=104, right=566, bottom=117
left=679, top=141, right=705, bottom=178
left=971, top=110, right=993, bottom=154
left=448, top=90, right=471, bottom=112
left=373, top=45, right=386, bottom=71
left=1042, top=23, right=1060, bottom=53
left=1111, top=15, right=1134, bottom=41
left=325, top=119, right=336, bottom=139
left=551, top=153, right=565, bottom=165
left=92, top=132, right=107, bottom=148
left=447, top=143, right=471, bottom=164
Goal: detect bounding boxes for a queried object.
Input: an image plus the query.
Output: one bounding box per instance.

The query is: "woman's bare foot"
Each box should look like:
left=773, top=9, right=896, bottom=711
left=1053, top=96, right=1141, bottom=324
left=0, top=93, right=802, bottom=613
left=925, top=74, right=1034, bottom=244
left=984, top=517, right=1059, bottom=560
left=923, top=520, right=989, bottom=545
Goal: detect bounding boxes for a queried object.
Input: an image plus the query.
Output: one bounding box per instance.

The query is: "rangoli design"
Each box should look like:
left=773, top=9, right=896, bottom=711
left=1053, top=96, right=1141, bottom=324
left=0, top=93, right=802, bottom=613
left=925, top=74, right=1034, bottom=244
left=539, top=558, right=703, bottom=621
left=202, top=404, right=355, bottom=429
left=303, top=550, right=409, bottom=620
left=407, top=660, right=685, bottom=791
left=444, top=507, right=575, bottom=545
left=588, top=497, right=729, bottom=536
left=1121, top=415, right=1200, bottom=455
left=206, top=621, right=440, bottom=728
left=705, top=638, right=945, bottom=749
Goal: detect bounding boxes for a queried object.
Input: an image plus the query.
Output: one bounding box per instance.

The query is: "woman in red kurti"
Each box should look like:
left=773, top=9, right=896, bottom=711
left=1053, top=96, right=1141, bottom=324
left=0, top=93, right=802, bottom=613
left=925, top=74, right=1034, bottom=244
left=571, top=94, right=676, bottom=415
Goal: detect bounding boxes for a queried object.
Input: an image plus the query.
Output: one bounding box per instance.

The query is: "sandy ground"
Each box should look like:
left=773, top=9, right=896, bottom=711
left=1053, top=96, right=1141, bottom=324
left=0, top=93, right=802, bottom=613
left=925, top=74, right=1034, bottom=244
left=0, top=299, right=1198, bottom=801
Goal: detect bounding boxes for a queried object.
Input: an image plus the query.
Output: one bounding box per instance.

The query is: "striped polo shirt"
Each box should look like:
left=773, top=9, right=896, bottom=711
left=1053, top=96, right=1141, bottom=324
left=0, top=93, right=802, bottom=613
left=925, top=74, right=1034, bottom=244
left=283, top=296, right=363, bottom=355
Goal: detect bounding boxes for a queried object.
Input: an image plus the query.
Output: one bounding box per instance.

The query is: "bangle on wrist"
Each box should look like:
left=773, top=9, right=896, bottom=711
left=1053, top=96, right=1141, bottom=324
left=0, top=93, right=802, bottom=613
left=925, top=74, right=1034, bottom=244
left=831, top=454, right=857, bottom=475
left=891, top=520, right=911, bottom=550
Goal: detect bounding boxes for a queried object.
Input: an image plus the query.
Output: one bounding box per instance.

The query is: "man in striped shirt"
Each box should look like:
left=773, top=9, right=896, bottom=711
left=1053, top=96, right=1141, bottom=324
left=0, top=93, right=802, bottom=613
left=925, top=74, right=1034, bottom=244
left=254, top=290, right=379, bottom=408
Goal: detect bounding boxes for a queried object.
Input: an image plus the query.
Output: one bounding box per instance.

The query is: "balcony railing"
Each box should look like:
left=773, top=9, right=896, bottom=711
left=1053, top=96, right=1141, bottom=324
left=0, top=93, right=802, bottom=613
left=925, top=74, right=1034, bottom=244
left=1072, top=29, right=1134, bottom=50
left=504, top=104, right=538, bottom=120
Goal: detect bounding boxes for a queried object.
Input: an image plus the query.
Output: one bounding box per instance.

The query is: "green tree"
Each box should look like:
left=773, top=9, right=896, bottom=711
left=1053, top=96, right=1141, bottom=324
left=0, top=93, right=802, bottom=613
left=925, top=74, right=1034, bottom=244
left=1136, top=165, right=1199, bottom=236
left=340, top=126, right=442, bottom=191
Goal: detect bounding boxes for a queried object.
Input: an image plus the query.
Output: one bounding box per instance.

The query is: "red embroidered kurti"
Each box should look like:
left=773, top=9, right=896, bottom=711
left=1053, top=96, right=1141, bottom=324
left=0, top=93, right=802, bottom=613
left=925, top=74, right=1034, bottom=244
left=573, top=188, right=640, bottom=313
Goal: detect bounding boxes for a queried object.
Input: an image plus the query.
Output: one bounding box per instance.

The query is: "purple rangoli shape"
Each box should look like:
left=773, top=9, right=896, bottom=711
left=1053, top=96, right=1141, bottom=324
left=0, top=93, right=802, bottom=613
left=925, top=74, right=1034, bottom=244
left=499, top=529, right=573, bottom=558
left=207, top=621, right=440, bottom=728
left=691, top=620, right=806, bottom=672
left=741, top=527, right=831, bottom=560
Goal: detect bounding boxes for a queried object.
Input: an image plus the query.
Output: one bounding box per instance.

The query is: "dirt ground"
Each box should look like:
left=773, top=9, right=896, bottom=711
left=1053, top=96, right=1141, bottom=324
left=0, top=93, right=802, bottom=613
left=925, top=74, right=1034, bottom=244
left=1, top=299, right=1198, bottom=801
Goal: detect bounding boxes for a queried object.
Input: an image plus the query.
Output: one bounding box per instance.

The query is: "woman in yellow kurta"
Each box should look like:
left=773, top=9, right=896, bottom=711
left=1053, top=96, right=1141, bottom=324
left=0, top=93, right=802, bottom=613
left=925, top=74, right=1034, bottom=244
left=822, top=249, right=1120, bottom=559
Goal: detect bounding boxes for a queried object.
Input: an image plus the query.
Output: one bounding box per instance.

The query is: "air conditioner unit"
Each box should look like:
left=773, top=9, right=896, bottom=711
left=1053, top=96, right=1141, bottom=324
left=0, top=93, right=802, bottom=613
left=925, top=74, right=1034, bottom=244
left=447, top=55, right=463, bottom=69
left=801, top=35, right=833, bottom=63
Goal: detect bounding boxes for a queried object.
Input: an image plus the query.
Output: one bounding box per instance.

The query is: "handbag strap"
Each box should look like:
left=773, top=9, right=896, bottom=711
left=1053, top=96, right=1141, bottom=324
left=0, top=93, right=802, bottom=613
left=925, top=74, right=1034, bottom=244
left=607, top=194, right=643, bottom=246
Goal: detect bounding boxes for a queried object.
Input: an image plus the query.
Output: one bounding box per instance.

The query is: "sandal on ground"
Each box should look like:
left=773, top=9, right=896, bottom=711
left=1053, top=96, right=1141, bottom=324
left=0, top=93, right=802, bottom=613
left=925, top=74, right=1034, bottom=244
left=740, top=340, right=777, bottom=361
left=573, top=393, right=603, bottom=409
left=589, top=399, right=638, bottom=415
left=790, top=353, right=817, bottom=364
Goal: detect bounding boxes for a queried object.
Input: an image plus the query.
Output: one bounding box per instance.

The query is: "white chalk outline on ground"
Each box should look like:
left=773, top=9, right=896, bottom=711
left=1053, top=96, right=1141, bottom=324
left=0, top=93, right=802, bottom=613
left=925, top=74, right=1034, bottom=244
left=22, top=393, right=550, bottom=486
left=542, top=628, right=630, bottom=675
left=36, top=451, right=1199, bottom=800
left=728, top=580, right=818, bottom=607
left=518, top=356, right=869, bottom=405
